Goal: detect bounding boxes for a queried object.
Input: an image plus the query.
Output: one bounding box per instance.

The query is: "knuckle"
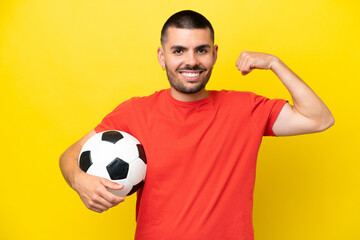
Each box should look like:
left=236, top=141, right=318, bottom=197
left=88, top=200, right=95, bottom=208
left=108, top=195, right=117, bottom=203
left=90, top=194, right=99, bottom=202
left=95, top=185, right=103, bottom=193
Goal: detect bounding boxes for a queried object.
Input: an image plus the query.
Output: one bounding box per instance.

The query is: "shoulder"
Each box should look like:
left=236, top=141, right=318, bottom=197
left=211, top=90, right=257, bottom=104
left=132, top=89, right=166, bottom=102
left=116, top=89, right=167, bottom=108
left=211, top=89, right=255, bottom=97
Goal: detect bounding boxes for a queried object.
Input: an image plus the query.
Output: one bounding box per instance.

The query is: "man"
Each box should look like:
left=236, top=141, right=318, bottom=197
left=60, top=10, right=334, bottom=240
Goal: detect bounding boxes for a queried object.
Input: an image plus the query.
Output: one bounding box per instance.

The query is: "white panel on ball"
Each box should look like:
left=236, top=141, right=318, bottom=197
left=87, top=164, right=110, bottom=179
left=108, top=179, right=133, bottom=197
left=90, top=141, right=118, bottom=164
left=80, top=133, right=102, bottom=152
left=114, top=139, right=139, bottom=163
left=127, top=159, right=147, bottom=185
left=121, top=131, right=140, bottom=143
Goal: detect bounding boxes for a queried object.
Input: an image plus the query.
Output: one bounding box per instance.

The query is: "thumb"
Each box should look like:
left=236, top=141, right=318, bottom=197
left=101, top=179, right=124, bottom=190
left=241, top=68, right=253, bottom=76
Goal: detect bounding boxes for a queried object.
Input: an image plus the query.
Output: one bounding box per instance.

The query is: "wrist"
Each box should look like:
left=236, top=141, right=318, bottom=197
left=270, top=56, right=286, bottom=74
left=71, top=168, right=85, bottom=191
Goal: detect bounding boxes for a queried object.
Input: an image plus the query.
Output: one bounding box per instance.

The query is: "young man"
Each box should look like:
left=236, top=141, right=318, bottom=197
left=60, top=10, right=334, bottom=240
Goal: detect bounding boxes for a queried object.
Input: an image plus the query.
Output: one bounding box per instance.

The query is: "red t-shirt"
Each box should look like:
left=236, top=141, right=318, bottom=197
left=95, top=89, right=287, bottom=240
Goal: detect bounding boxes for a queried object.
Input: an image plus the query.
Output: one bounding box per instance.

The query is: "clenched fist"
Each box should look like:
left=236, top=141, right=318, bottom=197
left=236, top=51, right=279, bottom=75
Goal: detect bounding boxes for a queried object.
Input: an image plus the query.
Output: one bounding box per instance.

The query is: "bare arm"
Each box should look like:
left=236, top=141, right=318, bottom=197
left=59, top=130, right=125, bottom=213
left=236, top=51, right=334, bottom=136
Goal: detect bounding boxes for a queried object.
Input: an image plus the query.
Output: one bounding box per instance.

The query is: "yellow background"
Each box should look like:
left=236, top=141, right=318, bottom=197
left=1, top=0, right=359, bottom=239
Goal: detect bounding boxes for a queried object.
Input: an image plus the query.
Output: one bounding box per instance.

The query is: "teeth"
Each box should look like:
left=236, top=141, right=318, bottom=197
left=181, top=72, right=200, bottom=77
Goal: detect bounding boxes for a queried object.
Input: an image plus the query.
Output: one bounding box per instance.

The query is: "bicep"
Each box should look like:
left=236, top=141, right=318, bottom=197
left=77, top=129, right=97, bottom=146
left=61, top=130, right=97, bottom=162
left=272, top=103, right=321, bottom=136
left=59, top=129, right=97, bottom=185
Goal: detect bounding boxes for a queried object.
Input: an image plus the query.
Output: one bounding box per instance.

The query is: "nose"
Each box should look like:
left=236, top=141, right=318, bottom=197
left=185, top=52, right=199, bottom=67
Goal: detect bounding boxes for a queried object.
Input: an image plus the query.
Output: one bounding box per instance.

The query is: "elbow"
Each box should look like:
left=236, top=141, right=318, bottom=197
left=318, top=113, right=335, bottom=132
left=328, top=114, right=335, bottom=128
left=59, top=152, right=66, bottom=173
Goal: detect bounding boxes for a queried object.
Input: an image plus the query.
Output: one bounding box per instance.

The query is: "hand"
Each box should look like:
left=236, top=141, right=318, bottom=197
left=236, top=51, right=279, bottom=75
left=73, top=171, right=125, bottom=213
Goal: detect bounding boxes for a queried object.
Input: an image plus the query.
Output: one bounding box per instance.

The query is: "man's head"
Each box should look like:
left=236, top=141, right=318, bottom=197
left=160, top=10, right=214, bottom=45
left=158, top=10, right=218, bottom=100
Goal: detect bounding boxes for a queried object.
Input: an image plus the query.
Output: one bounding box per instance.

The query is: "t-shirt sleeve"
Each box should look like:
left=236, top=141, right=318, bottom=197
left=94, top=98, right=135, bottom=133
left=249, top=92, right=288, bottom=136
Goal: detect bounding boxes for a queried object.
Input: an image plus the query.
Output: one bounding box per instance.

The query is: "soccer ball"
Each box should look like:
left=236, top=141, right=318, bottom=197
left=78, top=130, right=147, bottom=197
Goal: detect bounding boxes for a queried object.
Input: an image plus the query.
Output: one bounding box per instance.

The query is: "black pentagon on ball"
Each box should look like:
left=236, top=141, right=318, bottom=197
left=136, top=144, right=147, bottom=164
left=127, top=180, right=144, bottom=196
left=101, top=131, right=124, bottom=144
left=106, top=157, right=129, bottom=180
left=79, top=151, right=92, bottom=172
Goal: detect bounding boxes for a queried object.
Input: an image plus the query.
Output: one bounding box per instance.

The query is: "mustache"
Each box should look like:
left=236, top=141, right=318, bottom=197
left=176, top=65, right=207, bottom=71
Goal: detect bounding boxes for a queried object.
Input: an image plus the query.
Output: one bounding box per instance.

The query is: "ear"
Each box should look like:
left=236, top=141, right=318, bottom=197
left=157, top=47, right=165, bottom=68
left=212, top=44, right=218, bottom=66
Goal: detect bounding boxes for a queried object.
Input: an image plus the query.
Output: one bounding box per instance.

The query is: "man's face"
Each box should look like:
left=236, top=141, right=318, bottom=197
left=158, top=27, right=218, bottom=96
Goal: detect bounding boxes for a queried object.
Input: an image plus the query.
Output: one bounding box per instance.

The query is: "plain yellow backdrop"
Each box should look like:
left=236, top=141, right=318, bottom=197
left=1, top=0, right=359, bottom=239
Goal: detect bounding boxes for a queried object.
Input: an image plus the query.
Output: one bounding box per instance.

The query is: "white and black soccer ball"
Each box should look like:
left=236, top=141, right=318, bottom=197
left=78, top=130, right=147, bottom=197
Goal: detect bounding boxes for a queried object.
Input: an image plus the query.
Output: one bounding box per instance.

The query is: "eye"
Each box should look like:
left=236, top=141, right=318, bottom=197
left=173, top=49, right=182, bottom=54
left=198, top=48, right=207, bottom=54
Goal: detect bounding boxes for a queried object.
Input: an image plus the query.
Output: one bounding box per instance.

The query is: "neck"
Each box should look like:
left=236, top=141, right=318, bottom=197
left=170, top=88, right=209, bottom=102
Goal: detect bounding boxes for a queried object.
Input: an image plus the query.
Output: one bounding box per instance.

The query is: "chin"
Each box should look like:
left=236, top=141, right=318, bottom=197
left=174, top=83, right=205, bottom=94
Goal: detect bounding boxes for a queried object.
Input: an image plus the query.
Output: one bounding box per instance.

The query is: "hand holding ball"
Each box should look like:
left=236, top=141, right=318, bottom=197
left=78, top=130, right=147, bottom=197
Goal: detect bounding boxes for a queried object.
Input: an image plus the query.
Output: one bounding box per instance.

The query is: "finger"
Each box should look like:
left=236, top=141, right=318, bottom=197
left=100, top=179, right=125, bottom=204
left=236, top=51, right=247, bottom=70
left=100, top=190, right=125, bottom=206
left=87, top=180, right=124, bottom=208
left=237, top=54, right=246, bottom=71
left=240, top=56, right=252, bottom=75
left=102, top=179, right=124, bottom=190
left=236, top=56, right=243, bottom=71
left=86, top=196, right=111, bottom=213
left=236, top=54, right=242, bottom=68
left=240, top=51, right=252, bottom=72
left=242, top=68, right=253, bottom=76
left=96, top=193, right=117, bottom=208
left=89, top=203, right=108, bottom=213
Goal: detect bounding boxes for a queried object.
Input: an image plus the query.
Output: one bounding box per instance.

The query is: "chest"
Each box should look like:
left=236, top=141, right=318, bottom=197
left=134, top=103, right=260, bottom=183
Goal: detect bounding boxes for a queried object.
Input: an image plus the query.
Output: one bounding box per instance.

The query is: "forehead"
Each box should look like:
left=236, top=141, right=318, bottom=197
left=164, top=27, right=213, bottom=48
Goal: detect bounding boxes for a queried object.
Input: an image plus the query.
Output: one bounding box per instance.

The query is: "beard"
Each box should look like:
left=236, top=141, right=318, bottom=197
left=165, top=65, right=213, bottom=94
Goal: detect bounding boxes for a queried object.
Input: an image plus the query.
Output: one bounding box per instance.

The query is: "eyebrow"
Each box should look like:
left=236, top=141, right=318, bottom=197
left=170, top=45, right=187, bottom=50
left=195, top=44, right=211, bottom=50
left=170, top=44, right=211, bottom=51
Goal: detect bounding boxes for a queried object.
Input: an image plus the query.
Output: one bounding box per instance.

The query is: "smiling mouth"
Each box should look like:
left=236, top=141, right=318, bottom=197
left=177, top=66, right=206, bottom=80
left=180, top=72, right=202, bottom=78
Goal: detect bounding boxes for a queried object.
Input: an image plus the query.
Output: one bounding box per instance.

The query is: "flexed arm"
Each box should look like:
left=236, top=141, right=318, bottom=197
left=236, top=51, right=334, bottom=136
